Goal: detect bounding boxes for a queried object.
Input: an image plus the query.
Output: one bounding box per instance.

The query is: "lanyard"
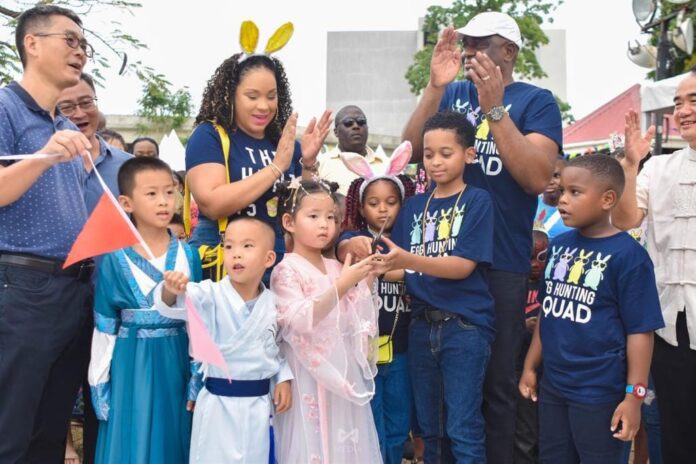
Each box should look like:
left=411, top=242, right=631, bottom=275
left=420, top=186, right=466, bottom=256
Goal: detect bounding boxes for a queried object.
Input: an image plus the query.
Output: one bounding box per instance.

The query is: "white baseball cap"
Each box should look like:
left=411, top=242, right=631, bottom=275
left=457, top=12, right=522, bottom=48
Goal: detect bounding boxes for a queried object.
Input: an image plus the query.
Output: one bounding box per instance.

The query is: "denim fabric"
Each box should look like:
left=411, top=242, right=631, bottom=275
left=371, top=352, right=412, bottom=464
left=0, top=263, right=93, bottom=462
left=409, top=317, right=490, bottom=463
left=538, top=379, right=623, bottom=464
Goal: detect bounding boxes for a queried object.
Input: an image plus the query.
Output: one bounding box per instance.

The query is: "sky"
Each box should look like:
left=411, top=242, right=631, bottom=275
left=83, top=0, right=651, bottom=127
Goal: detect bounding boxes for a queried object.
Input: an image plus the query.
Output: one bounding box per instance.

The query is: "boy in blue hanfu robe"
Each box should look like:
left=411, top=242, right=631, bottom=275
left=88, top=157, right=202, bottom=463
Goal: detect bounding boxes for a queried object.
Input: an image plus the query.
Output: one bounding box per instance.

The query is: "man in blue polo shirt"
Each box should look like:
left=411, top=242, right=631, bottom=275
left=402, top=12, right=563, bottom=463
left=0, top=5, right=95, bottom=462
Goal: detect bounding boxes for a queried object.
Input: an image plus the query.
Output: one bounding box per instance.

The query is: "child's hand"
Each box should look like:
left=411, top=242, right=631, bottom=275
left=518, top=368, right=538, bottom=402
left=338, top=236, right=373, bottom=263
left=611, top=398, right=642, bottom=441
left=186, top=400, right=195, bottom=412
left=274, top=381, right=292, bottom=414
left=336, top=253, right=375, bottom=297
left=371, top=236, right=405, bottom=274
left=164, top=271, right=189, bottom=295
left=525, top=317, right=538, bottom=334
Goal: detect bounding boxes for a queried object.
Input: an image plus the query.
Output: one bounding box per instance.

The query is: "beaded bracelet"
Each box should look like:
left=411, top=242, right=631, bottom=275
left=299, top=158, right=319, bottom=172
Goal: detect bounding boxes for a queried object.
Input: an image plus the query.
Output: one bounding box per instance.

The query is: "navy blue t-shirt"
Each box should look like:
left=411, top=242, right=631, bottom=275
left=391, top=186, right=495, bottom=342
left=338, top=229, right=410, bottom=353
left=540, top=230, right=664, bottom=403
left=185, top=122, right=302, bottom=254
left=439, top=80, right=563, bottom=274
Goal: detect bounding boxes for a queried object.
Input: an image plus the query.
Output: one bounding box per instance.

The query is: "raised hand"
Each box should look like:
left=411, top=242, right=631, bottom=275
left=39, top=130, right=92, bottom=165
left=467, top=51, right=504, bottom=114
left=624, top=110, right=654, bottom=168
left=275, top=113, right=299, bottom=172
left=430, top=27, right=462, bottom=89
left=301, top=109, right=333, bottom=164
left=336, top=253, right=375, bottom=297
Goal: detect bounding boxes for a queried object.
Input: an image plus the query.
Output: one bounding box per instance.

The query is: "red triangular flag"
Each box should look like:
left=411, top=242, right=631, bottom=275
left=64, top=193, right=141, bottom=268
left=185, top=296, right=231, bottom=381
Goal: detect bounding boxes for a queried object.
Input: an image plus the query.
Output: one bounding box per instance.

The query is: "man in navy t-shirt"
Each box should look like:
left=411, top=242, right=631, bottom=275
left=402, top=12, right=563, bottom=462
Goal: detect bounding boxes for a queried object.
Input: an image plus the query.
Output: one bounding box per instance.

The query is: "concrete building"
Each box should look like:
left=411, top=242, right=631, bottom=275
left=326, top=26, right=568, bottom=144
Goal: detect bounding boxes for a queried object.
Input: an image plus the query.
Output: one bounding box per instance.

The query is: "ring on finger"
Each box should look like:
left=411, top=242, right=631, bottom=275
left=482, top=75, right=491, bottom=81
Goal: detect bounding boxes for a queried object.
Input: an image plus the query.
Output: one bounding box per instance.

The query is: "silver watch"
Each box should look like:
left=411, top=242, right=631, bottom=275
left=485, top=105, right=507, bottom=122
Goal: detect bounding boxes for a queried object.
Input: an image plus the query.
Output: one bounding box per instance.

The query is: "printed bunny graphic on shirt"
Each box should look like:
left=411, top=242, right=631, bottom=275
left=553, top=248, right=577, bottom=281
left=582, top=253, right=612, bottom=290
left=437, top=208, right=452, bottom=240
left=567, top=249, right=593, bottom=285
left=451, top=204, right=466, bottom=237
left=545, top=246, right=562, bottom=280
left=410, top=213, right=423, bottom=245
left=424, top=211, right=438, bottom=243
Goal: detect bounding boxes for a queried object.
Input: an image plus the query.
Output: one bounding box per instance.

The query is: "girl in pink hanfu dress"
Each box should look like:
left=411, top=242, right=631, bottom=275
left=270, top=178, right=383, bottom=463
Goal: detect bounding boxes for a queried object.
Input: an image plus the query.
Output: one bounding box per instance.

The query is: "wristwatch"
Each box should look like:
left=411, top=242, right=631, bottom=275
left=625, top=383, right=647, bottom=399
left=485, top=105, right=507, bottom=122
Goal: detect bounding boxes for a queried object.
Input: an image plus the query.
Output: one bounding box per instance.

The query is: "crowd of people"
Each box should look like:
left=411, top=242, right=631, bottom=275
left=0, top=4, right=694, bottom=464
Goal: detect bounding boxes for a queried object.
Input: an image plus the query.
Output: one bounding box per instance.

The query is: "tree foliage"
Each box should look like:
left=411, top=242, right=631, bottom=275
left=1, top=1, right=192, bottom=130
left=406, top=0, right=575, bottom=123
left=644, top=1, right=696, bottom=79
left=136, top=74, right=192, bottom=132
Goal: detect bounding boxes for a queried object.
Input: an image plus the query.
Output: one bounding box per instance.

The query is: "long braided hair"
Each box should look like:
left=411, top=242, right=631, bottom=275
left=342, top=175, right=416, bottom=232
left=194, top=54, right=293, bottom=144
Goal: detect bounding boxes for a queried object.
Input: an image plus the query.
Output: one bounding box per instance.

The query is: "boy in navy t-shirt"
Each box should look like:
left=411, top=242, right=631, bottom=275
left=519, top=155, right=664, bottom=463
left=375, top=112, right=494, bottom=462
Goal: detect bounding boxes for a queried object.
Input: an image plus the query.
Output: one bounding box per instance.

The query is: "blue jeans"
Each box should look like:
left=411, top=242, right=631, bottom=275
left=409, top=317, right=490, bottom=464
left=539, top=379, right=623, bottom=464
left=371, top=352, right=412, bottom=464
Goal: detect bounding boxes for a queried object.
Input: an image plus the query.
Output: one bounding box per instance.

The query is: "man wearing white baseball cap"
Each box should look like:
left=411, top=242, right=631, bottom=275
left=403, top=11, right=562, bottom=464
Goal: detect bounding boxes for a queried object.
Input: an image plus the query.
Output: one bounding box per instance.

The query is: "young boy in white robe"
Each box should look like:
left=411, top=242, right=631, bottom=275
left=155, top=216, right=293, bottom=463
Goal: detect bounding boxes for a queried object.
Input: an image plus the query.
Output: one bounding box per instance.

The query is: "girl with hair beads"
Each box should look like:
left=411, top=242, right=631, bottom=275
left=186, top=21, right=331, bottom=281
left=270, top=179, right=383, bottom=463
left=336, top=141, right=416, bottom=464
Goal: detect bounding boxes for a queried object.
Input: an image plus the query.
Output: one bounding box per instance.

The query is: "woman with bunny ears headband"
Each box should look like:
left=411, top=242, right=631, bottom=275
left=185, top=20, right=332, bottom=282
left=336, top=141, right=416, bottom=464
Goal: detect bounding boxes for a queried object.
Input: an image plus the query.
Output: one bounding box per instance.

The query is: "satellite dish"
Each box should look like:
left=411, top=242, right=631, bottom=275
left=632, top=0, right=656, bottom=23
left=627, top=41, right=657, bottom=68
left=672, top=15, right=694, bottom=55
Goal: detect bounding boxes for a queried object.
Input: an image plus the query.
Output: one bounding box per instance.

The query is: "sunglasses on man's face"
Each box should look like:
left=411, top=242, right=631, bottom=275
left=340, top=117, right=367, bottom=128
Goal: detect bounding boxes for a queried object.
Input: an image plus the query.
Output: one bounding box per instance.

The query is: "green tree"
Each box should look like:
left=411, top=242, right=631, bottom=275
left=406, top=0, right=575, bottom=123
left=136, top=73, right=192, bottom=133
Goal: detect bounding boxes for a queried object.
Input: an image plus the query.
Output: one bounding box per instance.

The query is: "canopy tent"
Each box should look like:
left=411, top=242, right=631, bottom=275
left=641, top=72, right=689, bottom=112
left=158, top=130, right=186, bottom=172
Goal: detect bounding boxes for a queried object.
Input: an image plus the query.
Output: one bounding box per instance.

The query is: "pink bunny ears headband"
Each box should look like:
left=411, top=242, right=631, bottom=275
left=340, top=141, right=412, bottom=203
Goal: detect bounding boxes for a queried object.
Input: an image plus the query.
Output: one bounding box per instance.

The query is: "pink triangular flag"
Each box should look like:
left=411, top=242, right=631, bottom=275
left=185, top=296, right=231, bottom=380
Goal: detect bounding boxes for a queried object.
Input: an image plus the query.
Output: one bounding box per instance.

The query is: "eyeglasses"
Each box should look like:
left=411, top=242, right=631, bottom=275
left=34, top=32, right=94, bottom=58
left=341, top=117, right=367, bottom=128
left=57, top=97, right=98, bottom=116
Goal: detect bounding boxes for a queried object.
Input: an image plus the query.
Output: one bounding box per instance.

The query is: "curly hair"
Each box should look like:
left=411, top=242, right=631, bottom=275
left=342, top=175, right=416, bottom=231
left=194, top=54, right=293, bottom=144
left=276, top=179, right=340, bottom=234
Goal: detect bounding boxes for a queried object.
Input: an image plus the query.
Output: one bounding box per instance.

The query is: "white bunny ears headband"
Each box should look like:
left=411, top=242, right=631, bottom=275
left=340, top=141, right=412, bottom=203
